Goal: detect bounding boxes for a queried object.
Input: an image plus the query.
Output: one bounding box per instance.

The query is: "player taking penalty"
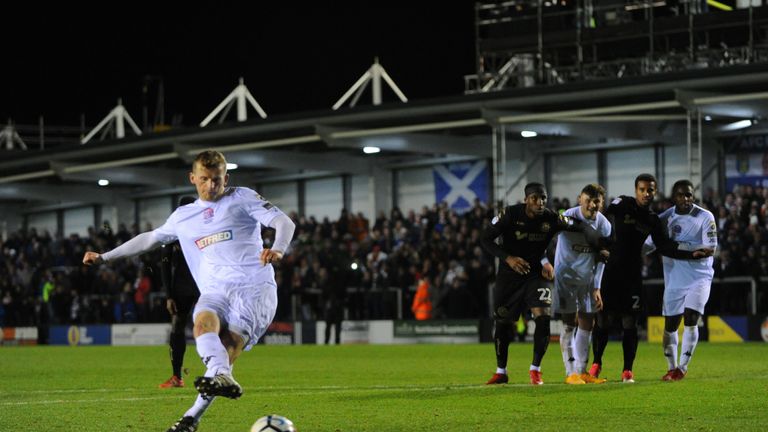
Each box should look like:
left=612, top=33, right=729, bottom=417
left=645, top=180, right=717, bottom=381
left=550, top=184, right=610, bottom=385
left=83, top=150, right=296, bottom=432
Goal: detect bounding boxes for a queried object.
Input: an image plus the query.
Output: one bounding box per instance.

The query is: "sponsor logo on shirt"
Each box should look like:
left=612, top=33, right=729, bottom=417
left=254, top=191, right=275, bottom=210
left=706, top=221, right=717, bottom=240
left=571, top=244, right=594, bottom=254
left=195, top=230, right=233, bottom=249
left=541, top=222, right=551, bottom=232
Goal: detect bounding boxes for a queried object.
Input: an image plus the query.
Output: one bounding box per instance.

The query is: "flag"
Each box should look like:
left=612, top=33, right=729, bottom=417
left=433, top=160, right=488, bottom=213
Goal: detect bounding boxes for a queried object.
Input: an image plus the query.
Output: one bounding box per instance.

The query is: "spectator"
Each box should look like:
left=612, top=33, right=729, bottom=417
left=7, top=184, right=768, bottom=325
left=411, top=277, right=433, bottom=320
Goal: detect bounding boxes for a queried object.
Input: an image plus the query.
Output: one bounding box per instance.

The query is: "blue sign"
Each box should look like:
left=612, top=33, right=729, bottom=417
left=49, top=325, right=111, bottom=346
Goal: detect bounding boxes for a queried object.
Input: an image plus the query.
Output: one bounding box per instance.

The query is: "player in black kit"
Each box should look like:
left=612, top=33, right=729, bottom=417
left=159, top=196, right=200, bottom=389
left=588, top=174, right=713, bottom=383
left=482, top=183, right=607, bottom=385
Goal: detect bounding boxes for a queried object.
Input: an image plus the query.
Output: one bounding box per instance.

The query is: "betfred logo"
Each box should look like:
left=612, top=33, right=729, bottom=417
left=195, top=230, right=233, bottom=249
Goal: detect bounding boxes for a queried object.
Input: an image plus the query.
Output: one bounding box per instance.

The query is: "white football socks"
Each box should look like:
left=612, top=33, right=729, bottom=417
left=560, top=325, right=576, bottom=376
left=196, top=332, right=231, bottom=377
left=663, top=330, right=679, bottom=371
left=574, top=328, right=591, bottom=374
left=679, top=325, right=699, bottom=372
left=184, top=394, right=215, bottom=422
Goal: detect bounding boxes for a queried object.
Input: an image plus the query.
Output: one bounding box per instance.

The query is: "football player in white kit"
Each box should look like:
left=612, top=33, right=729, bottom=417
left=83, top=150, right=296, bottom=432
left=551, top=184, right=611, bottom=385
left=645, top=179, right=717, bottom=382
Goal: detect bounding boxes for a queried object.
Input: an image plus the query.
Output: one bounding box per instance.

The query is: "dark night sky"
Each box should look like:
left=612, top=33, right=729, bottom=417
left=2, top=3, right=477, bottom=128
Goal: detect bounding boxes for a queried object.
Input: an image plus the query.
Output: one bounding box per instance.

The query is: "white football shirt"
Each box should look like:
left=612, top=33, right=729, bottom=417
left=656, top=204, right=717, bottom=288
left=153, top=187, right=284, bottom=293
left=554, top=206, right=612, bottom=285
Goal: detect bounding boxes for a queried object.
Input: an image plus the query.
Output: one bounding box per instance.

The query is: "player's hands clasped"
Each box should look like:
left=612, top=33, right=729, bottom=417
left=82, top=252, right=103, bottom=266
left=260, top=248, right=284, bottom=265
left=693, top=248, right=715, bottom=258
left=505, top=256, right=530, bottom=275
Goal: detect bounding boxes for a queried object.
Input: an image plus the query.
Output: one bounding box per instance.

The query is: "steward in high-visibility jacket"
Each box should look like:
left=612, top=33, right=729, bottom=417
left=411, top=278, right=433, bottom=320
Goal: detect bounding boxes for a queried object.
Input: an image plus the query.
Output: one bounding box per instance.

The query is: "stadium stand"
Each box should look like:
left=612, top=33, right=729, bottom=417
left=2, top=187, right=766, bottom=328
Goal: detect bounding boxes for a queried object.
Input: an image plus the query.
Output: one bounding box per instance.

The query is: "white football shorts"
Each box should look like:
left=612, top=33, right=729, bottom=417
left=662, top=281, right=711, bottom=316
left=553, top=278, right=597, bottom=314
left=194, top=280, right=278, bottom=351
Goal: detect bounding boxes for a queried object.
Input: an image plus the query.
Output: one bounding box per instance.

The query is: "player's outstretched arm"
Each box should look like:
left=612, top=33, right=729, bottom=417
left=650, top=220, right=707, bottom=260
left=83, top=231, right=165, bottom=266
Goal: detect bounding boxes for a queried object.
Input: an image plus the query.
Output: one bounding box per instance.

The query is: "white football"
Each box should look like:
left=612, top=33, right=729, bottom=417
left=251, top=414, right=297, bottom=432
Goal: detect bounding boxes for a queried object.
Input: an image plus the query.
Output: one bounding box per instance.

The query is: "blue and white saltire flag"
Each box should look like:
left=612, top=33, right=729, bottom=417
left=433, top=160, right=489, bottom=213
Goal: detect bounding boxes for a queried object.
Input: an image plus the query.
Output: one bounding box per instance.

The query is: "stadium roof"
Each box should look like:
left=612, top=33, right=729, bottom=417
left=3, top=63, right=768, bottom=210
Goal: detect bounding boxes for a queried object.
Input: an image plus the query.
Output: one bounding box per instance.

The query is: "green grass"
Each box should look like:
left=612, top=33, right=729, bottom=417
left=1, top=342, right=766, bottom=431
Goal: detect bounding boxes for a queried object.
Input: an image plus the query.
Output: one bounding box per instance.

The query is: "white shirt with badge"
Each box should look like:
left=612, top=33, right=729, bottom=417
left=651, top=203, right=717, bottom=288
left=554, top=206, right=611, bottom=285
left=153, top=187, right=284, bottom=294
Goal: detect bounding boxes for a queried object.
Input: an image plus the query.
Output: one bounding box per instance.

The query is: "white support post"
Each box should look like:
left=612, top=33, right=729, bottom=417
left=372, top=60, right=382, bottom=106
left=200, top=78, right=267, bottom=127
left=0, top=120, right=28, bottom=150
left=333, top=58, right=408, bottom=110
left=81, top=99, right=142, bottom=144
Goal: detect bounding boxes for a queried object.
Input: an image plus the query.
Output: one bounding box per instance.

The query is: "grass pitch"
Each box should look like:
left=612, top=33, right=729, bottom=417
left=1, top=342, right=766, bottom=431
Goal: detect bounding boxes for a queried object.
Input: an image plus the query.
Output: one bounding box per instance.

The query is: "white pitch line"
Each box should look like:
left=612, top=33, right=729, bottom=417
left=2, top=374, right=765, bottom=404
left=0, top=388, right=147, bottom=395
left=0, top=382, right=529, bottom=397
left=0, top=384, right=523, bottom=407
left=1, top=395, right=182, bottom=406
left=19, top=373, right=763, bottom=404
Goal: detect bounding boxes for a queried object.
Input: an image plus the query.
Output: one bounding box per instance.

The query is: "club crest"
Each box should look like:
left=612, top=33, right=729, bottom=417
left=203, top=207, right=214, bottom=223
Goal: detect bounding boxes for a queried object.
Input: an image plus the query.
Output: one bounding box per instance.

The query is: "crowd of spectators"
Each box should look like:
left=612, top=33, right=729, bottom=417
left=1, top=185, right=767, bottom=328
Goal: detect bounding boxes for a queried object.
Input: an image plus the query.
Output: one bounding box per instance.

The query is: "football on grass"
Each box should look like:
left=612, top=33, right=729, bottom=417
left=251, top=414, right=296, bottom=432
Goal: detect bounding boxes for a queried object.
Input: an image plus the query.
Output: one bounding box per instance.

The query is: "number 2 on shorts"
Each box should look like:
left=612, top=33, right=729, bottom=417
left=538, top=287, right=552, bottom=302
